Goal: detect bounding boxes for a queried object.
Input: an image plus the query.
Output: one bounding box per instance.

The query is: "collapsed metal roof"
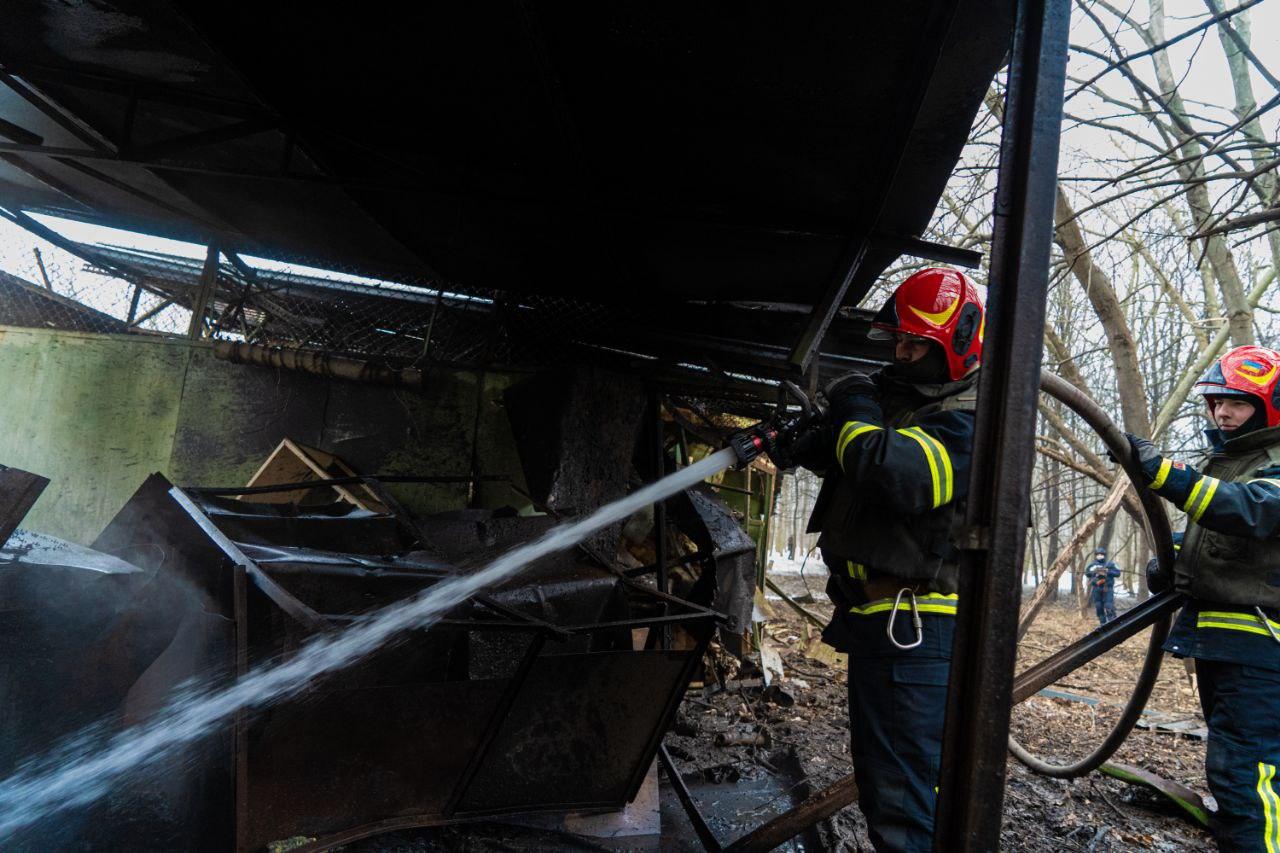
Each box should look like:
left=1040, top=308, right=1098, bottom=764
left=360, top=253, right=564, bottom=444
left=0, top=1, right=1009, bottom=314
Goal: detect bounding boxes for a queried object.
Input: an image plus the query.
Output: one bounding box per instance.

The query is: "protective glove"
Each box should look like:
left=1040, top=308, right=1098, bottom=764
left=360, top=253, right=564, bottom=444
left=771, top=417, right=832, bottom=472
left=1145, top=555, right=1171, bottom=594
left=1107, top=432, right=1164, bottom=483
left=824, top=372, right=881, bottom=427
left=824, top=372, right=878, bottom=401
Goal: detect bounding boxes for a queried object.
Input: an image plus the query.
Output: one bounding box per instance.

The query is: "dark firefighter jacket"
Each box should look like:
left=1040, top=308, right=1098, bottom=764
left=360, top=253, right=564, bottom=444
left=1157, top=424, right=1280, bottom=670
left=799, top=369, right=976, bottom=653
left=1084, top=560, right=1121, bottom=596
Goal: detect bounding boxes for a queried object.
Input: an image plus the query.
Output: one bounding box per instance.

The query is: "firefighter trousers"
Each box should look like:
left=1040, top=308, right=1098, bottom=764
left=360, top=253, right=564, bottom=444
left=846, top=616, right=952, bottom=852
left=1198, top=659, right=1280, bottom=852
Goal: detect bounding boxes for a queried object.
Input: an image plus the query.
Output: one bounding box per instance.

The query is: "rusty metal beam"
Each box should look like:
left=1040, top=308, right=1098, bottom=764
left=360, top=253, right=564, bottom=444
left=1011, top=591, right=1183, bottom=704
left=876, top=234, right=983, bottom=269
left=933, top=0, right=1072, bottom=848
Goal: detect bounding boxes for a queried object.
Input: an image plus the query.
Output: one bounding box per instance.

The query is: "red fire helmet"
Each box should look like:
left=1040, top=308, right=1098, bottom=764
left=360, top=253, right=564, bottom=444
left=869, top=267, right=984, bottom=381
left=1195, top=345, right=1280, bottom=428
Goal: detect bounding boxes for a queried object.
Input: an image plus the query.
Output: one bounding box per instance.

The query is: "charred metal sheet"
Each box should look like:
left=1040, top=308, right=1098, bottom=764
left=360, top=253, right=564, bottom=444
left=455, top=648, right=705, bottom=815
left=0, top=530, right=147, bottom=773
left=6, top=471, right=721, bottom=851
left=667, top=484, right=757, bottom=635
left=0, top=463, right=49, bottom=545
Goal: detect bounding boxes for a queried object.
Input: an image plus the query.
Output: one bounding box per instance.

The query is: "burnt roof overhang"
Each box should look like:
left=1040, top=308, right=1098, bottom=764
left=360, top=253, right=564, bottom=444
left=0, top=1, right=1010, bottom=313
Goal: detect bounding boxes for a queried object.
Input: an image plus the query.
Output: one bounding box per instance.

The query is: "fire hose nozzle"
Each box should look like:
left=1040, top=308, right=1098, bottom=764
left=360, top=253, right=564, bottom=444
left=728, top=423, right=779, bottom=469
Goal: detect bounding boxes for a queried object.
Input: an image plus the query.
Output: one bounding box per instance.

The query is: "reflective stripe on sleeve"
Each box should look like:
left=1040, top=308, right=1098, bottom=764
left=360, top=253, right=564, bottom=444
left=1151, top=458, right=1174, bottom=489
left=1187, top=476, right=1219, bottom=522
left=836, top=421, right=882, bottom=469
left=1258, top=762, right=1280, bottom=853
left=847, top=560, right=867, bottom=580
left=848, top=592, right=958, bottom=616
left=1196, top=610, right=1280, bottom=638
left=906, top=426, right=954, bottom=505
left=896, top=427, right=944, bottom=508
left=1182, top=477, right=1206, bottom=515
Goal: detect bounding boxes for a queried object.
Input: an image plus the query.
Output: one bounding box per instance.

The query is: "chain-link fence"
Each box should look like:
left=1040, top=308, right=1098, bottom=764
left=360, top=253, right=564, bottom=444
left=0, top=215, right=876, bottom=421
left=0, top=216, right=622, bottom=374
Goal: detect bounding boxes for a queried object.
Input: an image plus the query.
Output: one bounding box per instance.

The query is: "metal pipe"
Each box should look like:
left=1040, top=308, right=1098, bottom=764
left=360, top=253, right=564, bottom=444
left=213, top=339, right=425, bottom=388
left=933, top=0, right=1072, bottom=848
left=651, top=392, right=671, bottom=648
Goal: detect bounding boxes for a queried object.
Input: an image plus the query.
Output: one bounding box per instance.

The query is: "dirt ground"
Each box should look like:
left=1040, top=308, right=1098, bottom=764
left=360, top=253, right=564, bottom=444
left=661, top=575, right=1214, bottom=851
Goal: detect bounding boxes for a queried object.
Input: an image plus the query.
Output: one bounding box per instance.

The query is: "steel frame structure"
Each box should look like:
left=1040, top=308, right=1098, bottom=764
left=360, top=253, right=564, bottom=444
left=934, top=0, right=1072, bottom=847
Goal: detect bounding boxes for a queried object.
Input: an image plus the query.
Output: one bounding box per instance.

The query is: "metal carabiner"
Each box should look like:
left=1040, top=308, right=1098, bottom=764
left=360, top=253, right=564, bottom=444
left=1256, top=607, right=1280, bottom=645
left=887, top=588, right=924, bottom=650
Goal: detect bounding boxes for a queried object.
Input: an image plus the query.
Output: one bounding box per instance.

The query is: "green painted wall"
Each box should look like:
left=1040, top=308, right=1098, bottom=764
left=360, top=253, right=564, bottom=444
left=0, top=325, right=528, bottom=544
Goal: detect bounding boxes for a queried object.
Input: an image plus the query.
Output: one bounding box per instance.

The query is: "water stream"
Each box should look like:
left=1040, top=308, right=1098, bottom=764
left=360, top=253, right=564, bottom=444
left=0, top=447, right=737, bottom=838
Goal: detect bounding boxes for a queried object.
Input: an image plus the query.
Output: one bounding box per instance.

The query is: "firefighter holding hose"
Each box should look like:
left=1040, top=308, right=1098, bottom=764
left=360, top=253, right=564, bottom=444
left=1123, top=345, right=1280, bottom=852
left=771, top=267, right=983, bottom=851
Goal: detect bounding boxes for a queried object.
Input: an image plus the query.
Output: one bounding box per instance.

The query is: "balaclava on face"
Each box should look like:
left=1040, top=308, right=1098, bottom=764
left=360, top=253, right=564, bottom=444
left=1208, top=394, right=1268, bottom=439
left=889, top=341, right=951, bottom=384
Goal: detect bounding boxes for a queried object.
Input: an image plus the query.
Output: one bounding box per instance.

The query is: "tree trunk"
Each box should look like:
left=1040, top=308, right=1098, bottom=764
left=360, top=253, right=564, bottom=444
left=1148, top=0, right=1255, bottom=345
left=1054, top=186, right=1153, bottom=437
left=1047, top=455, right=1061, bottom=602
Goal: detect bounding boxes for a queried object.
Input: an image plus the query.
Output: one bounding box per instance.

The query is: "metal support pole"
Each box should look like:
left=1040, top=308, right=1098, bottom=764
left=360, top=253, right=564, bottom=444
left=932, top=0, right=1071, bottom=849
left=651, top=392, right=670, bottom=649
left=187, top=243, right=220, bottom=339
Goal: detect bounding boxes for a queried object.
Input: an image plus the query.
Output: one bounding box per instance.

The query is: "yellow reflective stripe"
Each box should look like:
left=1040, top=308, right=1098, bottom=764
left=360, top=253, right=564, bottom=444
left=836, top=421, right=881, bottom=467
left=916, top=602, right=960, bottom=614
left=907, top=427, right=954, bottom=505
left=1197, top=619, right=1272, bottom=638
left=1190, top=476, right=1219, bottom=522
left=1182, top=478, right=1206, bottom=514
left=897, top=428, right=943, bottom=508
left=846, top=560, right=867, bottom=580
left=1196, top=610, right=1280, bottom=638
left=1259, top=762, right=1280, bottom=853
left=1151, top=457, right=1173, bottom=489
left=849, top=593, right=958, bottom=616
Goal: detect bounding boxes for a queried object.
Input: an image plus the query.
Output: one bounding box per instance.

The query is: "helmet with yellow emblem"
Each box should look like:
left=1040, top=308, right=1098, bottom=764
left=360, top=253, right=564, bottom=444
left=1195, top=345, right=1280, bottom=429
left=868, top=267, right=984, bottom=381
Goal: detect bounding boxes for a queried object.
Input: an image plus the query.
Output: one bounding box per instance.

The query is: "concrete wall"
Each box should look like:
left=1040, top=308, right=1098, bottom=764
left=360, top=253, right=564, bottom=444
left=0, top=325, right=528, bottom=543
